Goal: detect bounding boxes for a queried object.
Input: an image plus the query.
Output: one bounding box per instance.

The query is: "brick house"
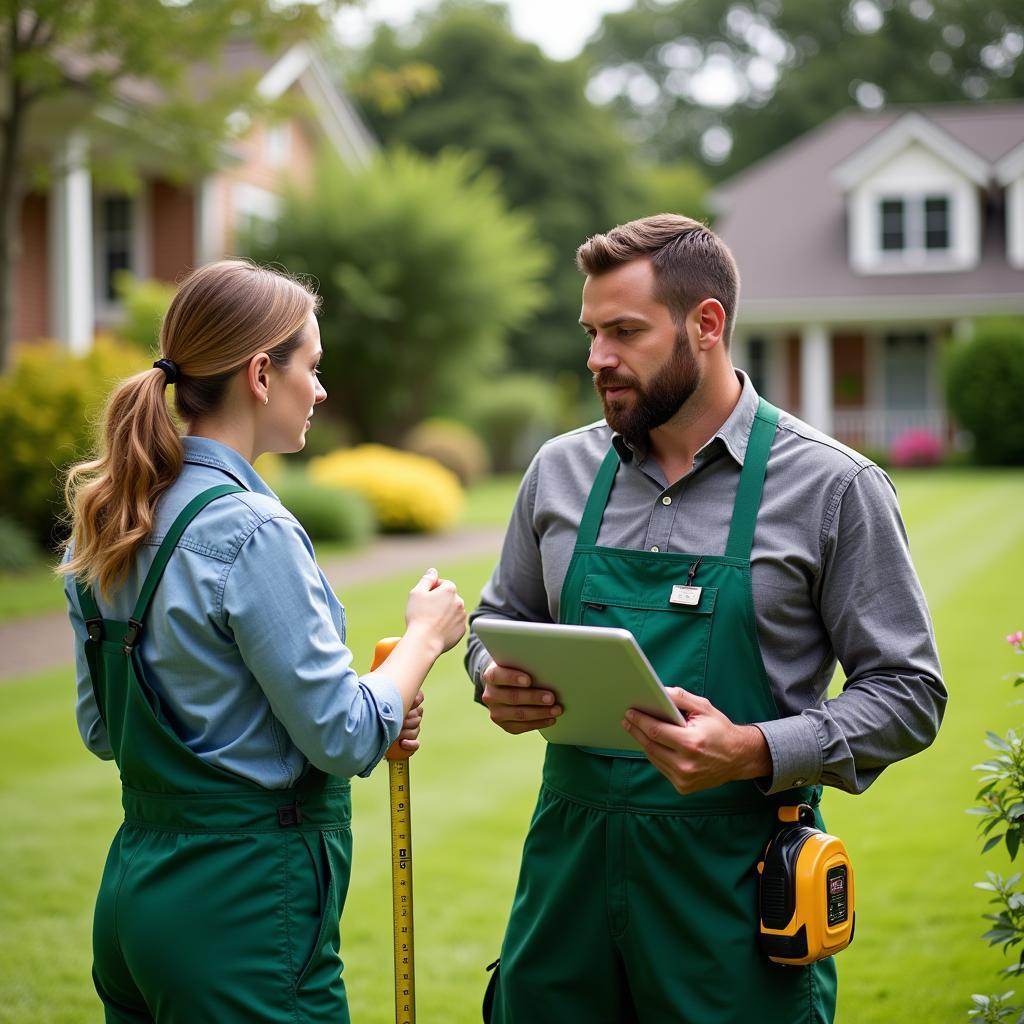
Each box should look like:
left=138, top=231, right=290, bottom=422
left=713, top=101, right=1024, bottom=452
left=15, top=39, right=375, bottom=353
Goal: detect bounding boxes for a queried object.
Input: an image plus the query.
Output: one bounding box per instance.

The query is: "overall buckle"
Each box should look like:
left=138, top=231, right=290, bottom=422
left=85, top=618, right=104, bottom=644
left=121, top=618, right=144, bottom=655
left=277, top=802, right=304, bottom=827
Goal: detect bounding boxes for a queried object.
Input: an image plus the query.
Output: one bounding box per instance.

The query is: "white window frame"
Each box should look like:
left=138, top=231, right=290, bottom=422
left=92, top=187, right=149, bottom=324
left=875, top=192, right=953, bottom=265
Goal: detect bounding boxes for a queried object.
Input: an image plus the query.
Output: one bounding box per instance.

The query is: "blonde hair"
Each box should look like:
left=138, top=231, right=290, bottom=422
left=61, top=259, right=319, bottom=597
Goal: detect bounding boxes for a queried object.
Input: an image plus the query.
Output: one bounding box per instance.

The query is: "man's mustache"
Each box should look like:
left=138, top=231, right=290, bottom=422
left=593, top=370, right=640, bottom=391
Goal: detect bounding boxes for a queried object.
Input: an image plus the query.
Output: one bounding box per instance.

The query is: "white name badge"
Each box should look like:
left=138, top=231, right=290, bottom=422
left=669, top=585, right=702, bottom=607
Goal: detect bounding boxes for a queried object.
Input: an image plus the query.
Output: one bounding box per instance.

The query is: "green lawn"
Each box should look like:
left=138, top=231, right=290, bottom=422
left=1, top=468, right=1022, bottom=1023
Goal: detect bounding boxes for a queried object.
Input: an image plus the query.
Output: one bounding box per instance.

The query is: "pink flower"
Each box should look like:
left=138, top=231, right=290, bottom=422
left=1008, top=631, right=1024, bottom=648
left=889, top=428, right=944, bottom=468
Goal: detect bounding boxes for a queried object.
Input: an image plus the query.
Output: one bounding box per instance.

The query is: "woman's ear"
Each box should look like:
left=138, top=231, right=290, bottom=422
left=246, top=352, right=272, bottom=405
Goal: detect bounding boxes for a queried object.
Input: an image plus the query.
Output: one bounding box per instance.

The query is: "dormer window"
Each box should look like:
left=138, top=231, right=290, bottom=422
left=924, top=196, right=950, bottom=249
left=877, top=194, right=951, bottom=255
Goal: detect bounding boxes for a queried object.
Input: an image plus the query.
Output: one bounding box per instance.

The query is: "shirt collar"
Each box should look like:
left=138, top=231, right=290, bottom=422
left=181, top=436, right=278, bottom=498
left=609, top=369, right=761, bottom=469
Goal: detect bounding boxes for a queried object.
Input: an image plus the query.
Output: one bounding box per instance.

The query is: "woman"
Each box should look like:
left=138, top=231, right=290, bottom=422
left=60, top=260, right=466, bottom=1023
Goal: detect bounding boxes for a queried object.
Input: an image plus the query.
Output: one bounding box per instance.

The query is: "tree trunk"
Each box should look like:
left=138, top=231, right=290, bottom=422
left=0, top=76, right=27, bottom=377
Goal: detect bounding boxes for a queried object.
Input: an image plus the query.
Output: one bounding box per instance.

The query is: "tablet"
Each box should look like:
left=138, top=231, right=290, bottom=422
left=473, top=617, right=684, bottom=752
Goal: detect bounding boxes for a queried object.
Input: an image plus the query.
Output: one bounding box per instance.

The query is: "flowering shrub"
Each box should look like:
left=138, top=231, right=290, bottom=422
left=0, top=338, right=149, bottom=544
left=969, top=632, right=1024, bottom=1022
left=890, top=428, right=944, bottom=468
left=309, top=445, right=463, bottom=534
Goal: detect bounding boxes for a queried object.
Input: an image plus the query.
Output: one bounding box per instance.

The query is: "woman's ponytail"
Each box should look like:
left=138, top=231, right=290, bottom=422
left=62, top=367, right=183, bottom=597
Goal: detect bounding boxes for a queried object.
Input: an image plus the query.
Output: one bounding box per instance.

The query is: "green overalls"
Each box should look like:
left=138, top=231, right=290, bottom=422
left=76, top=486, right=354, bottom=1024
left=487, top=401, right=837, bottom=1024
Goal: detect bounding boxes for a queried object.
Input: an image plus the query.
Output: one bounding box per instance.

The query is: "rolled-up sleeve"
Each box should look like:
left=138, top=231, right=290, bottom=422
left=222, top=515, right=402, bottom=779
left=756, top=465, right=947, bottom=794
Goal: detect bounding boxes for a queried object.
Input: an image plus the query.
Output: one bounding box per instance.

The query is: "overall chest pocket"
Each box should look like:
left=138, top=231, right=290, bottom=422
left=580, top=574, right=718, bottom=696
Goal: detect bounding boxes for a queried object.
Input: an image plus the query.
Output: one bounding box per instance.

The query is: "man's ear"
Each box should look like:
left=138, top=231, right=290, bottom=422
left=694, top=298, right=727, bottom=351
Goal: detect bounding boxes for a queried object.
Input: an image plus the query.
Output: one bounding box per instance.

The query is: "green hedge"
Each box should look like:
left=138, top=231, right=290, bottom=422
left=0, top=340, right=149, bottom=546
left=946, top=318, right=1024, bottom=465
left=274, top=474, right=375, bottom=547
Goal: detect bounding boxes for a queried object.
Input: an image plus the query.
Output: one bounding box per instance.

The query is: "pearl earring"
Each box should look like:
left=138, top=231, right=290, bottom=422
left=264, top=396, right=269, bottom=405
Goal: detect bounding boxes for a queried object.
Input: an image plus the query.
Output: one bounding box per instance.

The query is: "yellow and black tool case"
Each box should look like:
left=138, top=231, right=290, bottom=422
left=757, top=804, right=855, bottom=966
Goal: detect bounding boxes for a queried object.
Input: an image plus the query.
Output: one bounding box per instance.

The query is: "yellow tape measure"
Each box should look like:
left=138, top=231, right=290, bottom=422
left=388, top=757, right=415, bottom=1024
left=372, top=638, right=416, bottom=1024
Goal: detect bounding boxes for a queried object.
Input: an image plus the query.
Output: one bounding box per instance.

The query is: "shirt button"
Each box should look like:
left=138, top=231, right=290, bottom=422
left=650, top=545, right=660, bottom=552
left=661, top=496, right=672, bottom=505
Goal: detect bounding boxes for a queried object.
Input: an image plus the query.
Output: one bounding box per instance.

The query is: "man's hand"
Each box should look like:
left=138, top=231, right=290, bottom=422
left=481, top=660, right=563, bottom=735
left=622, top=687, right=772, bottom=794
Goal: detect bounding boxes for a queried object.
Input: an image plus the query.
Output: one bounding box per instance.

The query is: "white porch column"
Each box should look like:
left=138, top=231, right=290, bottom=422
left=799, top=323, right=832, bottom=433
left=48, top=131, right=93, bottom=353
left=194, top=175, right=224, bottom=267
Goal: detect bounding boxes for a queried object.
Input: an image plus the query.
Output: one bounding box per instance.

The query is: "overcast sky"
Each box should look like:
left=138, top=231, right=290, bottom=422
left=335, top=0, right=636, bottom=61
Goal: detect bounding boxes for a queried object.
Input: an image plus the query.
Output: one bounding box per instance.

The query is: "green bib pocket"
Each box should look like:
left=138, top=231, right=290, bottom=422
left=580, top=574, right=717, bottom=696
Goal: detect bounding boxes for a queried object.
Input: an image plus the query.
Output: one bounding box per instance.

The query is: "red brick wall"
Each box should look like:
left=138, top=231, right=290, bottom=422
left=16, top=194, right=49, bottom=342
left=832, top=333, right=866, bottom=408
left=150, top=181, right=195, bottom=284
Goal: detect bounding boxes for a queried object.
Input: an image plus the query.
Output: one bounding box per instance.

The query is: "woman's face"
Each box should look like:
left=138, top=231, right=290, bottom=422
left=263, top=312, right=326, bottom=454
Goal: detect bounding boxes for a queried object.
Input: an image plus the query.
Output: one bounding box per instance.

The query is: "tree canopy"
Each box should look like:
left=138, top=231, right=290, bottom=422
left=350, top=1, right=649, bottom=376
left=584, top=0, right=1024, bottom=177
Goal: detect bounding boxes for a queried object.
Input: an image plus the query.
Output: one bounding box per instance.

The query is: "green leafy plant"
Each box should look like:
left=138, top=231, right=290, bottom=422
left=969, top=632, right=1024, bottom=1021
left=946, top=319, right=1024, bottom=465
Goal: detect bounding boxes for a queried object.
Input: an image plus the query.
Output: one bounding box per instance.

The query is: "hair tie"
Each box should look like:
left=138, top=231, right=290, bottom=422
left=153, top=358, right=179, bottom=384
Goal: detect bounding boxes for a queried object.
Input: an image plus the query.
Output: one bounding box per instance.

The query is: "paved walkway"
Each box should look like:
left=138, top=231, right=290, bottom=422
left=0, top=525, right=505, bottom=682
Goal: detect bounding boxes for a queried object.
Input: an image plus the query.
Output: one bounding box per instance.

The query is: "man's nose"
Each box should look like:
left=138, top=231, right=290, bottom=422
left=586, top=335, right=618, bottom=374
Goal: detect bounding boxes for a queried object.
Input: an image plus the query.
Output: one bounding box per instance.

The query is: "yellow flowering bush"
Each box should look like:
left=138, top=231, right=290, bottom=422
left=309, top=445, right=463, bottom=534
left=0, top=338, right=149, bottom=543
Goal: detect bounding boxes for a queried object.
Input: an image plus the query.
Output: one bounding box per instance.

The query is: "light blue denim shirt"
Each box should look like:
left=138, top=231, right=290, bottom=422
left=65, top=436, right=403, bottom=786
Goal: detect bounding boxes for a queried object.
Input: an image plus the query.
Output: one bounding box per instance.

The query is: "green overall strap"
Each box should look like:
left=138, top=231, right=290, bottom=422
left=724, top=399, right=780, bottom=561
left=576, top=447, right=621, bottom=547
left=121, top=484, right=245, bottom=650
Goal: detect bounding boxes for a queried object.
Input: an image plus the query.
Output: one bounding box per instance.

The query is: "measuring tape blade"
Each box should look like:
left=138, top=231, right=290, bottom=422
left=389, top=757, right=415, bottom=1024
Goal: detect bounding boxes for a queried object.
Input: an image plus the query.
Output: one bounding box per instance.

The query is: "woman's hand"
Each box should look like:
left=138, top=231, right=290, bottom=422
left=395, top=690, right=425, bottom=754
left=404, top=568, right=467, bottom=656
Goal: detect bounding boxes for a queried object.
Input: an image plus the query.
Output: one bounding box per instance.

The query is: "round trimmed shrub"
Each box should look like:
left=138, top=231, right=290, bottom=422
left=403, top=418, right=490, bottom=486
left=464, top=373, right=558, bottom=472
left=0, top=516, right=41, bottom=573
left=309, top=445, right=463, bottom=533
left=274, top=474, right=375, bottom=547
left=946, top=319, right=1024, bottom=465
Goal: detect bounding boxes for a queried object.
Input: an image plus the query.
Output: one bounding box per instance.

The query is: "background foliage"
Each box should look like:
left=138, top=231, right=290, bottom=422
left=243, top=147, right=549, bottom=444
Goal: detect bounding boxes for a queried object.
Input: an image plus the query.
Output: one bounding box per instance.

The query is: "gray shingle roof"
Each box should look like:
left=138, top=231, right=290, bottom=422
left=712, top=101, right=1024, bottom=322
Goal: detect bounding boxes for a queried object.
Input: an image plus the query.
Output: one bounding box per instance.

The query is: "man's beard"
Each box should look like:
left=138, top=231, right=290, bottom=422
left=593, top=331, right=701, bottom=445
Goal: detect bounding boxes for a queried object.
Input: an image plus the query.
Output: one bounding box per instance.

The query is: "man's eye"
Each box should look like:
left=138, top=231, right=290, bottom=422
left=617, top=328, right=637, bottom=338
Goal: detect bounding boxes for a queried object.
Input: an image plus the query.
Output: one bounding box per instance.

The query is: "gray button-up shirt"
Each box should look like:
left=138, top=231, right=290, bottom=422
left=465, top=372, right=946, bottom=795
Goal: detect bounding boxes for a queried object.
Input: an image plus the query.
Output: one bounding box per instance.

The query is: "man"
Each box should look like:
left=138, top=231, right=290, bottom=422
left=464, top=214, right=946, bottom=1024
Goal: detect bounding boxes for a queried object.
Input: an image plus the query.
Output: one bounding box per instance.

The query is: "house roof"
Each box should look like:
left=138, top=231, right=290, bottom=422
left=712, top=101, right=1024, bottom=324
left=53, top=36, right=374, bottom=170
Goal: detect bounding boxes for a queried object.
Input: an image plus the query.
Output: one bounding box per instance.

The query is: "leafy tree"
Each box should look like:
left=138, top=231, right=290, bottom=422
left=243, top=148, right=549, bottom=444
left=0, top=0, right=342, bottom=374
left=349, top=1, right=649, bottom=377
left=584, top=0, right=1024, bottom=177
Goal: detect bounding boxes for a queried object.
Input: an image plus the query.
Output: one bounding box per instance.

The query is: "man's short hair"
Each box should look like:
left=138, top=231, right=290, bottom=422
left=576, top=214, right=740, bottom=345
